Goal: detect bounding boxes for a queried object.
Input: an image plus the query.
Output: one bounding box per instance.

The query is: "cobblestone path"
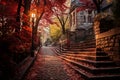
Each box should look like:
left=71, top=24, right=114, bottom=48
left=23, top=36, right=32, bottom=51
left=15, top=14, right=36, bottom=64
left=24, top=47, right=70, bottom=80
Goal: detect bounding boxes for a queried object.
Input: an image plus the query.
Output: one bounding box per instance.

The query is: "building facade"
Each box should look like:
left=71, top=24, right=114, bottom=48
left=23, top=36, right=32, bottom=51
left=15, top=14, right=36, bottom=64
left=69, top=0, right=96, bottom=43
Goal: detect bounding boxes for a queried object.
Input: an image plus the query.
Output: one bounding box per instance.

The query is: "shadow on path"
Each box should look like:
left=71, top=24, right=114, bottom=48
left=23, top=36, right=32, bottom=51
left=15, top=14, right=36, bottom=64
left=24, top=46, right=71, bottom=80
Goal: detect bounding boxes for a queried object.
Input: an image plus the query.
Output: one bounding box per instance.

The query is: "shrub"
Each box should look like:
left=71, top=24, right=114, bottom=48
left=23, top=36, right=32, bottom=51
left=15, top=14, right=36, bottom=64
left=0, top=26, right=32, bottom=63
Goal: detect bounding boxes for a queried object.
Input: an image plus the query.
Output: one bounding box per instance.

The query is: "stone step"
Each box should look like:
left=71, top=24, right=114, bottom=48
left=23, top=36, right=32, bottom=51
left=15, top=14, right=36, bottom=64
left=64, top=53, right=111, bottom=61
left=53, top=47, right=120, bottom=80
left=70, top=40, right=96, bottom=45
left=70, top=43, right=96, bottom=46
left=70, top=44, right=96, bottom=47
left=63, top=48, right=96, bottom=51
left=64, top=45, right=96, bottom=49
left=62, top=51, right=107, bottom=56
left=62, top=57, right=120, bottom=74
left=51, top=47, right=61, bottom=55
left=70, top=43, right=96, bottom=47
left=64, top=61, right=120, bottom=80
left=62, top=55, right=116, bottom=68
left=62, top=48, right=96, bottom=52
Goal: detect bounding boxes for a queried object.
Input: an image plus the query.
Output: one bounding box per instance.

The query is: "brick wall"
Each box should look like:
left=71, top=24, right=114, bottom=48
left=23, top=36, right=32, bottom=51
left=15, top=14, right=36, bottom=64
left=94, top=21, right=120, bottom=64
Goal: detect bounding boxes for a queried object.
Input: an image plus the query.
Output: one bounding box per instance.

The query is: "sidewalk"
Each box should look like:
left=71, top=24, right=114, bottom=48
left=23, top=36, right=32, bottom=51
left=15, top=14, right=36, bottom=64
left=24, top=46, right=84, bottom=80
left=24, top=47, right=71, bottom=80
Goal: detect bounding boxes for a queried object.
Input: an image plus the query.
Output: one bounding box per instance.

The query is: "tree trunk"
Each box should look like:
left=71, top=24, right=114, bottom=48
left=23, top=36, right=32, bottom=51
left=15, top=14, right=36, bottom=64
left=16, top=0, right=22, bottom=22
left=16, top=0, right=22, bottom=32
left=24, top=0, right=31, bottom=15
left=33, top=11, right=44, bottom=48
left=62, top=25, right=66, bottom=35
left=96, top=5, right=101, bottom=13
left=23, top=0, right=32, bottom=26
left=93, top=0, right=103, bottom=13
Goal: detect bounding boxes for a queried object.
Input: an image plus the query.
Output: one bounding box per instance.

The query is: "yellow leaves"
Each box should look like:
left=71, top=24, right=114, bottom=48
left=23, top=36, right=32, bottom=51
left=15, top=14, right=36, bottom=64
left=50, top=24, right=61, bottom=40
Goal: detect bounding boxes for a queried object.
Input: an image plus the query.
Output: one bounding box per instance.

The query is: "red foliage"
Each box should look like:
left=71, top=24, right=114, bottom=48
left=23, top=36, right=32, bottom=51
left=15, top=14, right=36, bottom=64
left=30, top=0, right=68, bottom=27
left=76, top=0, right=96, bottom=12
left=52, top=0, right=67, bottom=11
left=0, top=25, right=32, bottom=55
left=22, top=25, right=32, bottom=32
left=0, top=0, right=32, bottom=64
left=0, top=0, right=6, bottom=5
left=22, top=13, right=30, bottom=25
left=20, top=28, right=32, bottom=43
left=0, top=0, right=20, bottom=33
left=0, top=0, right=18, bottom=17
left=9, top=43, right=31, bottom=54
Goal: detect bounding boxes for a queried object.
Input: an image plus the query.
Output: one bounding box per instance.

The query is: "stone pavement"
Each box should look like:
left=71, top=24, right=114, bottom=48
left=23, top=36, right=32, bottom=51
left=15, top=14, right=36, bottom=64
left=24, top=46, right=83, bottom=80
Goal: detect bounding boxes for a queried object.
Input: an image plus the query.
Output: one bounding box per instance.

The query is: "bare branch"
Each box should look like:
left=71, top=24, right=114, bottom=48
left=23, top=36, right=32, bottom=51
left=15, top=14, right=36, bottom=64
left=56, top=14, right=63, bottom=26
left=64, top=15, right=68, bottom=25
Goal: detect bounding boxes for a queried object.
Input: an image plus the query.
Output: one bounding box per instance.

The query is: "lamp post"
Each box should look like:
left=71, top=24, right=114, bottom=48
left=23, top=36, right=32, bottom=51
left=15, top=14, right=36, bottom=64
left=31, top=13, right=36, bottom=57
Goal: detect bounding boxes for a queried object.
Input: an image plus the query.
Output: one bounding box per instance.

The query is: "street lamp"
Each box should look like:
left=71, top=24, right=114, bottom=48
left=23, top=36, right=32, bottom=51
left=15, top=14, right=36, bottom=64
left=31, top=13, right=36, bottom=57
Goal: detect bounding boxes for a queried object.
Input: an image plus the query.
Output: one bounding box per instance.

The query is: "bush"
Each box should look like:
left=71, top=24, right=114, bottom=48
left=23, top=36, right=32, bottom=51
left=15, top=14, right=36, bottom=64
left=0, top=26, right=32, bottom=63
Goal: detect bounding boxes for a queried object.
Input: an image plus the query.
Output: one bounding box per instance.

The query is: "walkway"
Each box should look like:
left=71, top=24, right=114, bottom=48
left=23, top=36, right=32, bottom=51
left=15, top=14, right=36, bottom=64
left=24, top=46, right=83, bottom=80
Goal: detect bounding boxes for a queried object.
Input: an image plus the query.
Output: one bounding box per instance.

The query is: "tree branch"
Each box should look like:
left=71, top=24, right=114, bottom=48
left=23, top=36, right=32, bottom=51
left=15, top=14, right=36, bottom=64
left=64, top=15, right=68, bottom=25
left=35, top=10, right=45, bottom=28
left=56, top=14, right=63, bottom=26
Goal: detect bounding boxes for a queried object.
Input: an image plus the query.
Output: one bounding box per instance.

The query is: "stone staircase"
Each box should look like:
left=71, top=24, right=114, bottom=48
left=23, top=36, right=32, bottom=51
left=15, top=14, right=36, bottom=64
left=53, top=39, right=120, bottom=80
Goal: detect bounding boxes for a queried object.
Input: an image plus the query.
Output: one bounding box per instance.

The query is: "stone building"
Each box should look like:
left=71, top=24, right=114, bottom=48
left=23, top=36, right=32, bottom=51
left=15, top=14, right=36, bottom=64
left=61, top=1, right=120, bottom=79
left=69, top=0, right=120, bottom=64
left=69, top=0, right=96, bottom=43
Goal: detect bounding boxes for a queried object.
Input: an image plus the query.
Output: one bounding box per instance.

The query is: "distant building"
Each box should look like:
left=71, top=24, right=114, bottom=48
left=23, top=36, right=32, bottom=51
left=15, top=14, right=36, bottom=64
left=76, top=9, right=95, bottom=30
left=70, top=0, right=96, bottom=31
left=69, top=0, right=96, bottom=43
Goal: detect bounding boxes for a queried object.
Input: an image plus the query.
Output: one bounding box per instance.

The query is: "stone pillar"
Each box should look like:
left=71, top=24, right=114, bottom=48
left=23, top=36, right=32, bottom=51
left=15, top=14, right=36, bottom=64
left=85, top=9, right=89, bottom=24
left=92, top=10, right=95, bottom=18
left=93, top=21, right=100, bottom=36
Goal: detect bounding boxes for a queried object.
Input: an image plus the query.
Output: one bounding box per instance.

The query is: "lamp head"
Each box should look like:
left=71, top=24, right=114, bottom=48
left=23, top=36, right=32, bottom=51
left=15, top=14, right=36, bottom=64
left=31, top=13, right=36, bottom=18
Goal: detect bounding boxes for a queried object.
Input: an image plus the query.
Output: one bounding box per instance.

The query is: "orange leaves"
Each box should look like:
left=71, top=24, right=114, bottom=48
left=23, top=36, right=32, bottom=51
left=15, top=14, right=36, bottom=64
left=52, top=0, right=67, bottom=11
left=53, top=0, right=66, bottom=6
left=22, top=13, right=30, bottom=24
left=22, top=25, right=32, bottom=32
left=30, top=0, right=69, bottom=32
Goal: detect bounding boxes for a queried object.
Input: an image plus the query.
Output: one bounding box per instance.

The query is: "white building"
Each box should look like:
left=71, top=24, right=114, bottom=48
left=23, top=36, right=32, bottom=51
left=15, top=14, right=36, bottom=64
left=70, top=0, right=96, bottom=31
left=76, top=9, right=96, bottom=30
left=69, top=0, right=96, bottom=42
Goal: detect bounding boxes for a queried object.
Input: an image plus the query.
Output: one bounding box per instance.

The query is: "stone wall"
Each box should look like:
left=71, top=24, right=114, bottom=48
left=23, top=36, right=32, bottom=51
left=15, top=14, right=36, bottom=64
left=94, top=22, right=120, bottom=64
